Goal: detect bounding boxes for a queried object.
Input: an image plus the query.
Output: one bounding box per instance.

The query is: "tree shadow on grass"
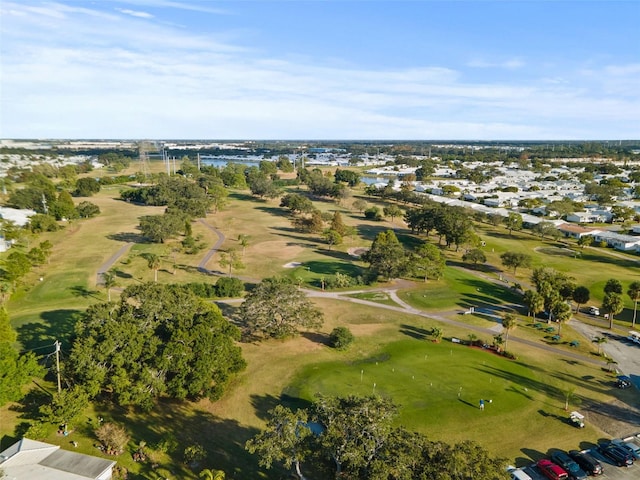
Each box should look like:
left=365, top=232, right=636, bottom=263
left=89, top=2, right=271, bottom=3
left=303, top=260, right=363, bottom=277
left=17, top=309, right=81, bottom=351
left=69, top=285, right=102, bottom=300
left=399, top=324, right=430, bottom=340
left=300, top=331, right=330, bottom=346
left=97, top=399, right=271, bottom=480
left=249, top=393, right=314, bottom=422
left=312, top=248, right=358, bottom=263
left=9, top=386, right=52, bottom=420
left=106, top=232, right=147, bottom=243
left=520, top=447, right=546, bottom=463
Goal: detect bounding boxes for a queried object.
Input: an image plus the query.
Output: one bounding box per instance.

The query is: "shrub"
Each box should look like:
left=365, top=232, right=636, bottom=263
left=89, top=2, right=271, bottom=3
left=215, top=277, right=244, bottom=297
left=323, top=272, right=362, bottom=289
left=183, top=443, right=206, bottom=464
left=329, top=326, right=355, bottom=350
left=183, top=282, right=217, bottom=298
left=95, top=422, right=129, bottom=455
left=364, top=206, right=383, bottom=221
left=153, top=432, right=178, bottom=454
left=153, top=434, right=177, bottom=454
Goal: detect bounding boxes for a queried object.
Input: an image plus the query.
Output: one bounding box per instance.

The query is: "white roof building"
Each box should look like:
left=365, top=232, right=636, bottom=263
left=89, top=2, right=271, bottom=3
left=0, top=438, right=116, bottom=480
left=0, top=207, right=37, bottom=227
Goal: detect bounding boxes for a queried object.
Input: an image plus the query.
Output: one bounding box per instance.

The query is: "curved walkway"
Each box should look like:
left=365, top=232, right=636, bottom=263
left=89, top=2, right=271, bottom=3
left=304, top=286, right=606, bottom=367
left=197, top=219, right=226, bottom=274
left=96, top=242, right=133, bottom=285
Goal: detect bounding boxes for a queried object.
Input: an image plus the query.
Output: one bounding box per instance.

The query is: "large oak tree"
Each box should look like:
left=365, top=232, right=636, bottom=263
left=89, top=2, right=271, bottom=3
left=239, top=277, right=323, bottom=339
left=68, top=283, right=245, bottom=409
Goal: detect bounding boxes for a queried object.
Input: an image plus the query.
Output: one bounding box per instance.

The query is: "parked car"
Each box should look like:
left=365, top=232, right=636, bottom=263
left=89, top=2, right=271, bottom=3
left=588, top=306, right=600, bottom=316
left=611, top=438, right=640, bottom=459
left=550, top=451, right=588, bottom=480
left=616, top=375, right=632, bottom=389
left=568, top=450, right=603, bottom=476
left=537, top=459, right=569, bottom=480
left=598, top=442, right=634, bottom=467
left=507, top=465, right=533, bottom=480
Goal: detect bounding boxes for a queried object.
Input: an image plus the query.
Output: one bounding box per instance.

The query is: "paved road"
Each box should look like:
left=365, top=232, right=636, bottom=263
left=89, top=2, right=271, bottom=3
left=197, top=219, right=226, bottom=274
left=570, top=318, right=640, bottom=386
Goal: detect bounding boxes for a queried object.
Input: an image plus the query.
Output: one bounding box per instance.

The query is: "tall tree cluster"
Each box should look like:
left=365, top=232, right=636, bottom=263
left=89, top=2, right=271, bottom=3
left=362, top=230, right=445, bottom=283
left=246, top=394, right=508, bottom=480
left=67, top=283, right=246, bottom=410
left=404, top=203, right=477, bottom=251
left=0, top=307, right=43, bottom=406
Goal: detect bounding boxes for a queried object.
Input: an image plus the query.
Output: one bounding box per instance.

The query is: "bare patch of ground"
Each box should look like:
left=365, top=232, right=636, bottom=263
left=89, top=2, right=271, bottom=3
left=348, top=247, right=368, bottom=258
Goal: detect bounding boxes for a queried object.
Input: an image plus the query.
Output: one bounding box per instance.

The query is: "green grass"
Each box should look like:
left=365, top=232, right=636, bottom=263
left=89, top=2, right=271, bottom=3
left=398, top=266, right=523, bottom=311
left=284, top=334, right=614, bottom=460
left=346, top=291, right=399, bottom=306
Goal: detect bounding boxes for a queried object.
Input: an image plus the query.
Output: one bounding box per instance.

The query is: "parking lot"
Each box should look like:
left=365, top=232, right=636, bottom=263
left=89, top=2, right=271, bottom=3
left=519, top=435, right=640, bottom=480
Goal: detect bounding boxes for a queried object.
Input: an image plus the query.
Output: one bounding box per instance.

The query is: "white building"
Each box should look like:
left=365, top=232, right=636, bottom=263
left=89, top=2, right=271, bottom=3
left=0, top=438, right=116, bottom=480
left=566, top=210, right=613, bottom=224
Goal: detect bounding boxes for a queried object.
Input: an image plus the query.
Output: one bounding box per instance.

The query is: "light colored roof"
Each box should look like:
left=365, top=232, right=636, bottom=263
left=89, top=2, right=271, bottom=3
left=557, top=223, right=598, bottom=234
left=0, top=207, right=37, bottom=227
left=0, top=438, right=116, bottom=480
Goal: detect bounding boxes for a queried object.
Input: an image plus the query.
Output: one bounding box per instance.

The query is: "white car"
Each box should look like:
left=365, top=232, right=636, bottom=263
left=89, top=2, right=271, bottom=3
left=588, top=306, right=600, bottom=316
left=506, top=466, right=533, bottom=480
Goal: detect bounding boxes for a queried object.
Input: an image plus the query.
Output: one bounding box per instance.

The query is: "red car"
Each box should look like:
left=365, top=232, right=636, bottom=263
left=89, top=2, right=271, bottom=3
left=537, top=459, right=569, bottom=480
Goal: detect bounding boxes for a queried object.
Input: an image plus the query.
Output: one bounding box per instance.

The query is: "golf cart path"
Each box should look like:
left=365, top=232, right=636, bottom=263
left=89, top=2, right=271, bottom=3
left=197, top=219, right=226, bottom=274
left=96, top=242, right=134, bottom=285
left=303, top=285, right=606, bottom=367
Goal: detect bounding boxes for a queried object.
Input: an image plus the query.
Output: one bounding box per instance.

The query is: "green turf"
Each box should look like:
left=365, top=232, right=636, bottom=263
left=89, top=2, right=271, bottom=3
left=398, top=266, right=523, bottom=311
left=284, top=335, right=612, bottom=459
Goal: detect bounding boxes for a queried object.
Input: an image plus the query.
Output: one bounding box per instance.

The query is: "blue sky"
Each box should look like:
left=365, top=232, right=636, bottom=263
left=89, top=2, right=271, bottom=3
left=1, top=0, right=639, bottom=140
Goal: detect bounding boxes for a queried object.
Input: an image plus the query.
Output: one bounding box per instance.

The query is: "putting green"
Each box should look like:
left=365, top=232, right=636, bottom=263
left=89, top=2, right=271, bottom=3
left=283, top=337, right=601, bottom=457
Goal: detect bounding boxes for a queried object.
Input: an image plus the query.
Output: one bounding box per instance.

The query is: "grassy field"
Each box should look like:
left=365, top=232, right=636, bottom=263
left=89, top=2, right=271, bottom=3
left=3, top=173, right=640, bottom=478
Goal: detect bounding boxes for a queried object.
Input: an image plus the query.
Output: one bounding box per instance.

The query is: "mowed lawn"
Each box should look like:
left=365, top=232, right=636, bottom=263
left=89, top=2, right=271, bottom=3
left=284, top=328, right=617, bottom=461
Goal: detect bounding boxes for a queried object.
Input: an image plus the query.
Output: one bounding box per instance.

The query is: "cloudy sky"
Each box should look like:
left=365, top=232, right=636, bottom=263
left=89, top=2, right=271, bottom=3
left=1, top=0, right=639, bottom=140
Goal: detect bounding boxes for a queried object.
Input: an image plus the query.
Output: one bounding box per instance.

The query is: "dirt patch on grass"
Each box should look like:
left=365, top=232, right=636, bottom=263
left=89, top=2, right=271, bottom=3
left=252, top=241, right=304, bottom=259
left=348, top=247, right=368, bottom=258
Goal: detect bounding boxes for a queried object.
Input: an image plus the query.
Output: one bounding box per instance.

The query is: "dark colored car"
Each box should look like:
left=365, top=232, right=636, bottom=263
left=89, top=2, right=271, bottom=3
left=550, top=451, right=588, bottom=480
left=616, top=375, right=632, bottom=389
left=568, top=450, right=603, bottom=476
left=537, top=459, right=569, bottom=480
left=598, top=443, right=634, bottom=467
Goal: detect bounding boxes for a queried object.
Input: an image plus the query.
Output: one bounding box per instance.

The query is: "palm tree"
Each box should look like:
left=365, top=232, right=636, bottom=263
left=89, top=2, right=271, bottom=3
left=602, top=292, right=624, bottom=329
left=501, top=313, right=517, bottom=351
left=627, top=281, right=640, bottom=328
left=199, top=469, right=225, bottom=480
left=523, top=290, right=544, bottom=319
left=592, top=336, right=607, bottom=355
left=563, top=386, right=578, bottom=411
left=238, top=234, right=250, bottom=257
left=143, top=253, right=160, bottom=282
left=431, top=327, right=443, bottom=343
left=102, top=270, right=117, bottom=302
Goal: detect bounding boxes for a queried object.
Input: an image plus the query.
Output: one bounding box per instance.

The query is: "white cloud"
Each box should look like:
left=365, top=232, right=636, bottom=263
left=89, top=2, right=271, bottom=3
left=467, top=58, right=525, bottom=69
left=116, top=0, right=230, bottom=15
left=116, top=8, right=154, bottom=19
left=1, top=1, right=638, bottom=139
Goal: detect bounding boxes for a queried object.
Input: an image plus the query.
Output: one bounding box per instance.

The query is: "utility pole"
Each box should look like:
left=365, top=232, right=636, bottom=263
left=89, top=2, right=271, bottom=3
left=55, top=340, right=61, bottom=393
